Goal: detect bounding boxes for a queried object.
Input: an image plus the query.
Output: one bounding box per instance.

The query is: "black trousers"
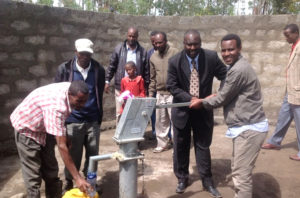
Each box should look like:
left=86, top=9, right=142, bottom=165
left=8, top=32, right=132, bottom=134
left=173, top=114, right=214, bottom=187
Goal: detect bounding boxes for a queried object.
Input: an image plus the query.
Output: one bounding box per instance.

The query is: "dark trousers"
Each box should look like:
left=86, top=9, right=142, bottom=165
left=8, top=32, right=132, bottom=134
left=173, top=115, right=213, bottom=187
left=64, top=121, right=100, bottom=180
left=151, top=92, right=156, bottom=136
left=15, top=131, right=62, bottom=198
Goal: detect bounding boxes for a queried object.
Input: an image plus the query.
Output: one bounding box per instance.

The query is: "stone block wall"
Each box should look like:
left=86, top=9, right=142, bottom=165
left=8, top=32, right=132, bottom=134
left=0, top=0, right=299, bottom=152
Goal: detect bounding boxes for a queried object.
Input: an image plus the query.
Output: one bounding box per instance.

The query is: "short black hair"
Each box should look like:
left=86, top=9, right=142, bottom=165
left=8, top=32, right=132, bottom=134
left=184, top=29, right=201, bottom=39
left=125, top=61, right=136, bottom=69
left=69, top=80, right=89, bottom=96
left=156, top=31, right=168, bottom=41
left=150, top=30, right=159, bottom=36
left=128, top=27, right=139, bottom=36
left=221, top=34, right=242, bottom=49
left=284, top=24, right=299, bottom=34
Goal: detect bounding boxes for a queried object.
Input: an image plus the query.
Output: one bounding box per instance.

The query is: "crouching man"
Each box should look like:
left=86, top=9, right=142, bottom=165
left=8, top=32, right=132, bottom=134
left=10, top=81, right=91, bottom=198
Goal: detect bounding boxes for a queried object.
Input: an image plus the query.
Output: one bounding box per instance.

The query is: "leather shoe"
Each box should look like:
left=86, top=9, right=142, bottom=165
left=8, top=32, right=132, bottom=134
left=261, top=143, right=281, bottom=150
left=176, top=181, right=188, bottom=194
left=203, top=185, right=222, bottom=198
left=289, top=154, right=300, bottom=161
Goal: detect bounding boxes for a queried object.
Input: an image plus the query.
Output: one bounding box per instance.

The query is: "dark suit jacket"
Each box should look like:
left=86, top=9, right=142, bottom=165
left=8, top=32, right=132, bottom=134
left=54, top=58, right=105, bottom=123
left=167, top=49, right=227, bottom=130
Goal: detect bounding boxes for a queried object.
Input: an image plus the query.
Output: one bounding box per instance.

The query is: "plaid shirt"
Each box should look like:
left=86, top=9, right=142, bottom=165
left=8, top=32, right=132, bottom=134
left=10, top=82, right=72, bottom=146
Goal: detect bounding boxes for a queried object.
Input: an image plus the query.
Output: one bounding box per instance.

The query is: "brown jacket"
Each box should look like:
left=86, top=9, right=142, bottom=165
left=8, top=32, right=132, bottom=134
left=149, top=44, right=178, bottom=97
left=287, top=41, right=300, bottom=105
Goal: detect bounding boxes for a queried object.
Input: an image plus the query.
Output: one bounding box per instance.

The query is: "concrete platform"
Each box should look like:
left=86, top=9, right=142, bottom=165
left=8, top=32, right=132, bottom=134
left=1, top=124, right=300, bottom=198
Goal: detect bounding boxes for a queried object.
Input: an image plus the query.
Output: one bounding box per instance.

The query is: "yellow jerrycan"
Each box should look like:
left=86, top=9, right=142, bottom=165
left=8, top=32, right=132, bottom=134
left=62, top=188, right=99, bottom=198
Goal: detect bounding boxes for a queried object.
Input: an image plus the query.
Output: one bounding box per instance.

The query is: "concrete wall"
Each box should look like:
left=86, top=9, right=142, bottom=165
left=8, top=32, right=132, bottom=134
left=0, top=0, right=299, bottom=152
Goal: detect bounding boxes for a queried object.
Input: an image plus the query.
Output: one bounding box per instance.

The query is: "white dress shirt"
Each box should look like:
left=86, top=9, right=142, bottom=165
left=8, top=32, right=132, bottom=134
left=76, top=59, right=91, bottom=80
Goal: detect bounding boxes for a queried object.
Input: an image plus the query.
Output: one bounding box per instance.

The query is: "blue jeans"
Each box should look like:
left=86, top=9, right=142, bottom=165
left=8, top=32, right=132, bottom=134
left=267, top=94, right=300, bottom=157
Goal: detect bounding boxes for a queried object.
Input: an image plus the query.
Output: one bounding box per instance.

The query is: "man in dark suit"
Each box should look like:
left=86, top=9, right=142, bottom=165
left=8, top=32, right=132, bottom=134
left=166, top=30, right=227, bottom=197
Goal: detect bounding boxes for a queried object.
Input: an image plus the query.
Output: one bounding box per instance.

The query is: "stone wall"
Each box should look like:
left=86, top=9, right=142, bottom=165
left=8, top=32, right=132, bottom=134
left=0, top=0, right=299, bottom=152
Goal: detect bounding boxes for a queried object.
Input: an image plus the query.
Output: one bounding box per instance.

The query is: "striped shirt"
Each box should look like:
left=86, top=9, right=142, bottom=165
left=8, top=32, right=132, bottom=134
left=10, top=82, right=72, bottom=146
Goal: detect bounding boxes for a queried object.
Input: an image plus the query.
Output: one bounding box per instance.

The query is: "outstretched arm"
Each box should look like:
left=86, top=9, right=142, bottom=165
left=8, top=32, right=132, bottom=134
left=203, top=69, right=243, bottom=110
left=189, top=94, right=216, bottom=109
left=56, top=136, right=91, bottom=193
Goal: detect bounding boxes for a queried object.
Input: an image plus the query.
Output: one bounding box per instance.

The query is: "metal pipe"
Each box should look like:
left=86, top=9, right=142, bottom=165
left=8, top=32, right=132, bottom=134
left=119, top=142, right=138, bottom=198
left=119, top=159, right=137, bottom=198
left=155, top=102, right=190, bottom=109
left=88, top=153, right=114, bottom=173
left=113, top=137, right=145, bottom=144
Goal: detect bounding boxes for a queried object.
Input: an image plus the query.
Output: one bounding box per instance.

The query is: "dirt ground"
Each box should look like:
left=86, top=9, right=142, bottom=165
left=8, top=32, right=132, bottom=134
left=1, top=123, right=300, bottom=198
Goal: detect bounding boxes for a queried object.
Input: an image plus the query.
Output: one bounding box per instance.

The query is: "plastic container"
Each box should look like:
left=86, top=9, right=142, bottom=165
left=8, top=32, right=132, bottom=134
left=62, top=188, right=99, bottom=198
left=86, top=172, right=97, bottom=197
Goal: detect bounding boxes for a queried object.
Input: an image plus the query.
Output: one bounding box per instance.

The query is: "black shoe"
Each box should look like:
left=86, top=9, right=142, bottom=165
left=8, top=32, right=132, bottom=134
left=203, top=185, right=222, bottom=198
left=176, top=180, right=188, bottom=194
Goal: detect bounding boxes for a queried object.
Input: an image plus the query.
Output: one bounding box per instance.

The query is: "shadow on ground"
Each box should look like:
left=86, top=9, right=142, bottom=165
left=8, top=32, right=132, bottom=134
left=211, top=158, right=232, bottom=187
left=92, top=161, right=281, bottom=198
left=281, top=140, right=297, bottom=150
left=166, top=190, right=202, bottom=198
left=139, top=131, right=157, bottom=151
left=252, top=172, right=281, bottom=198
left=98, top=171, right=119, bottom=198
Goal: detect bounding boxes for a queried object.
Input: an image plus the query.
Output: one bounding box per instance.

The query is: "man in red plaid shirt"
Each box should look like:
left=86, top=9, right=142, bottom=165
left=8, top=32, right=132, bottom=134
left=10, top=81, right=91, bottom=198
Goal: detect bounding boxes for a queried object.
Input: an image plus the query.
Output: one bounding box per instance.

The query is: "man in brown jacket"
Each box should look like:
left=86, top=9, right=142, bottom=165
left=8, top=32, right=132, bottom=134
left=149, top=31, right=178, bottom=153
left=262, top=24, right=300, bottom=161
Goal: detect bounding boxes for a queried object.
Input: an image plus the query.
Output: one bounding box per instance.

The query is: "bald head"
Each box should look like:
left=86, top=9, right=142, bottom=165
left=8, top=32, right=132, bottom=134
left=184, top=29, right=201, bottom=58
left=127, top=27, right=139, bottom=48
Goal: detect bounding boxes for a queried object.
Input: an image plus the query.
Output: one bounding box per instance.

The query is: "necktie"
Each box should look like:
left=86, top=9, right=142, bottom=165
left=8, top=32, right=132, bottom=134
left=189, top=59, right=199, bottom=97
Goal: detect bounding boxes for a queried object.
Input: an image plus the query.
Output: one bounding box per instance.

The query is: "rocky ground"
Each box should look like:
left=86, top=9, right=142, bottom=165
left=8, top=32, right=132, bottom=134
left=1, top=123, right=300, bottom=198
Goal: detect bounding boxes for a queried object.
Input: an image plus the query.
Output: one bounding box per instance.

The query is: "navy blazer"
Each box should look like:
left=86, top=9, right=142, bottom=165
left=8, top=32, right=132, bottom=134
left=54, top=58, right=105, bottom=124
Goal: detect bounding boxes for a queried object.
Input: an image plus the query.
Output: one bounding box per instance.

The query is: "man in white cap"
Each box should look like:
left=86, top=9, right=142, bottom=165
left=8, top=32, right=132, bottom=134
left=55, top=38, right=105, bottom=192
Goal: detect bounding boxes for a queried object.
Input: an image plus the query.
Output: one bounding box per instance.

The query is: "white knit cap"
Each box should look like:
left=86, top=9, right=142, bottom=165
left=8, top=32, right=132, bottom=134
left=75, top=38, right=94, bottom=54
